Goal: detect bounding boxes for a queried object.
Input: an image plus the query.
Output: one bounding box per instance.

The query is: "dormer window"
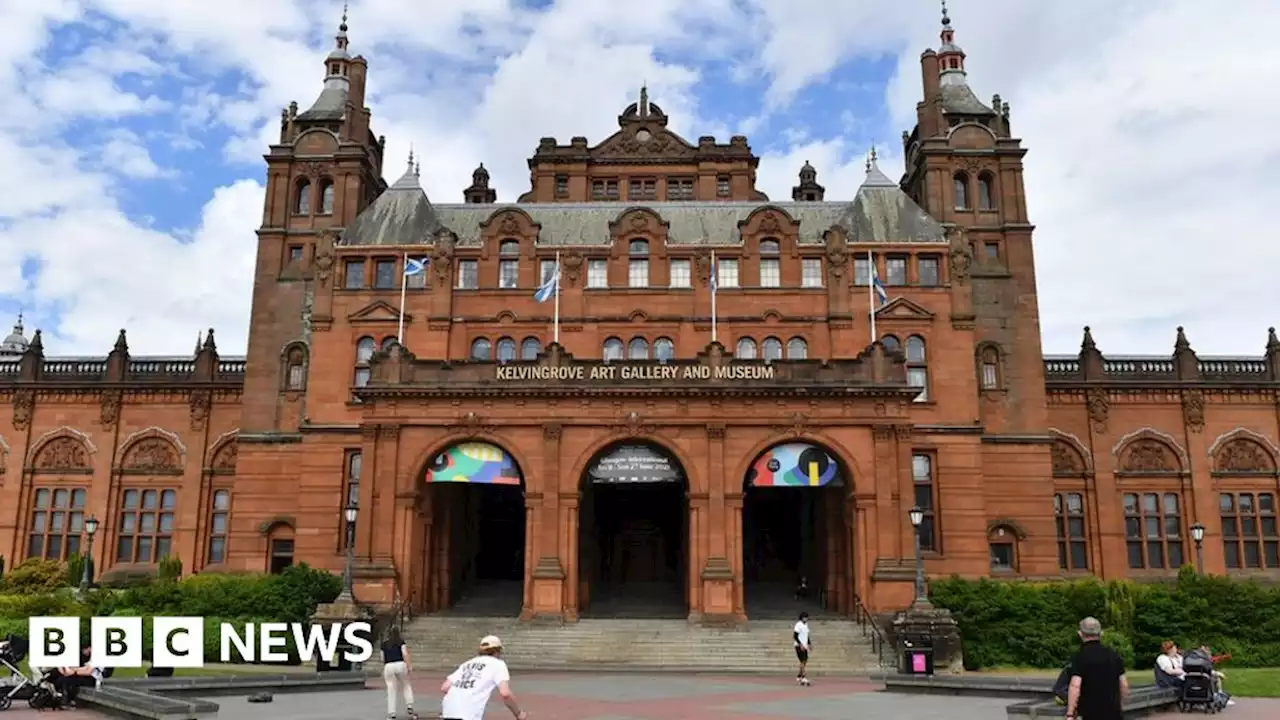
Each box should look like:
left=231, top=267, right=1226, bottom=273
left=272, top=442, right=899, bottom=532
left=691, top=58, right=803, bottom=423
left=629, top=239, right=649, bottom=288
left=499, top=240, right=520, bottom=289
left=759, top=239, right=780, bottom=288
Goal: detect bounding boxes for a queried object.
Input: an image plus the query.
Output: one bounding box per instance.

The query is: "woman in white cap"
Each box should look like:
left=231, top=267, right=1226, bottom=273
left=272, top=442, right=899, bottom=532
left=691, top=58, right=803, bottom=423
left=439, top=635, right=528, bottom=720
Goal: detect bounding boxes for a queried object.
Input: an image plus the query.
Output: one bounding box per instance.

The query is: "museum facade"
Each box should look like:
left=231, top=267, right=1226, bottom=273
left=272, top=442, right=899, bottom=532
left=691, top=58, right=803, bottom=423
left=0, top=10, right=1277, bottom=621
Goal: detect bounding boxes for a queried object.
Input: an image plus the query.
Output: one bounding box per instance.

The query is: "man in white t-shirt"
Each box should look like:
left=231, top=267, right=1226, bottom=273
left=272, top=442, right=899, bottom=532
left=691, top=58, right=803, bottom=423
left=793, top=612, right=812, bottom=686
left=439, top=635, right=528, bottom=720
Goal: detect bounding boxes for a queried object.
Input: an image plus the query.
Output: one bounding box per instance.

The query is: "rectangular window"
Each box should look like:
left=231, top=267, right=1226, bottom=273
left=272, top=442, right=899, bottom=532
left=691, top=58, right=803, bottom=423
left=586, top=259, right=608, bottom=288
left=759, top=258, right=781, bottom=288
left=985, top=243, right=1000, bottom=261
left=343, top=259, right=365, bottom=289
left=907, top=367, right=929, bottom=402
left=457, top=260, right=478, bottom=289
left=716, top=175, right=731, bottom=197
left=981, top=362, right=999, bottom=390
left=989, top=542, right=1014, bottom=572
left=591, top=179, right=619, bottom=200
left=373, top=259, right=397, bottom=289
left=1124, top=492, right=1184, bottom=569
left=853, top=256, right=871, bottom=286
left=668, top=177, right=695, bottom=201
left=1055, top=492, right=1089, bottom=570
left=406, top=261, right=427, bottom=289
left=207, top=489, right=230, bottom=565
left=343, top=451, right=362, bottom=550
left=801, top=258, right=823, bottom=288
left=115, top=488, right=177, bottom=564
left=27, top=488, right=86, bottom=561
left=540, top=259, right=557, bottom=284
left=912, top=453, right=938, bottom=552
left=554, top=174, right=569, bottom=198
left=1221, top=492, right=1279, bottom=569
left=499, top=259, right=519, bottom=289
left=717, top=258, right=739, bottom=288
left=628, top=178, right=656, bottom=201
left=918, top=257, right=939, bottom=287
left=886, top=257, right=907, bottom=286
left=628, top=259, right=649, bottom=288
left=669, top=259, right=691, bottom=288
left=288, top=245, right=304, bottom=263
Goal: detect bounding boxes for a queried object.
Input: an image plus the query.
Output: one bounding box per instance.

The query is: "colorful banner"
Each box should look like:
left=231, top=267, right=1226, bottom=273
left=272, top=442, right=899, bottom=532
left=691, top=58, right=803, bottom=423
left=425, top=442, right=521, bottom=485
left=747, top=443, right=842, bottom=487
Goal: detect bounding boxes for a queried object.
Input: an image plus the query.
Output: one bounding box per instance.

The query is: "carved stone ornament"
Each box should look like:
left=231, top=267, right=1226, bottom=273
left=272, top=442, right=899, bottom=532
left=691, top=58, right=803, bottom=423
left=1181, top=390, right=1205, bottom=433
left=1216, top=440, right=1274, bottom=473
left=760, top=212, right=782, bottom=234
left=694, top=254, right=712, bottom=286
left=894, top=424, right=913, bottom=440
left=961, top=157, right=984, bottom=173
left=874, top=401, right=887, bottom=417
left=300, top=161, right=330, bottom=178
left=629, top=214, right=650, bottom=233
left=824, top=232, right=848, bottom=276
left=381, top=424, right=402, bottom=440
left=430, top=232, right=456, bottom=281
left=498, top=214, right=521, bottom=235
left=871, top=425, right=893, bottom=441
left=772, top=412, right=809, bottom=437
left=1085, top=388, right=1109, bottom=433
left=189, top=391, right=212, bottom=432
left=35, top=437, right=90, bottom=471
left=449, top=411, right=497, bottom=436
left=1121, top=439, right=1177, bottom=473
left=948, top=235, right=972, bottom=285
left=561, top=252, right=583, bottom=286
left=706, top=423, right=725, bottom=440
left=122, top=438, right=180, bottom=472
left=1050, top=441, right=1082, bottom=475
left=99, top=392, right=121, bottom=429
left=543, top=423, right=562, bottom=441
left=314, top=248, right=334, bottom=288
left=12, top=390, right=33, bottom=431
left=212, top=442, right=237, bottom=472
left=614, top=411, right=656, bottom=437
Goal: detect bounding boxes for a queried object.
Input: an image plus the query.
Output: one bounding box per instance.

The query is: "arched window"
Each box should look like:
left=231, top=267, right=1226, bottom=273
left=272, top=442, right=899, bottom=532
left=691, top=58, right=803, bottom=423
left=906, top=335, right=928, bottom=401
left=787, top=337, right=808, bottom=359
left=381, top=336, right=396, bottom=351
left=654, top=337, right=675, bottom=363
left=736, top=337, right=757, bottom=359
left=881, top=335, right=901, bottom=354
left=520, top=337, right=542, bottom=360
left=353, top=336, right=375, bottom=387
left=759, top=238, right=781, bottom=287
left=629, top=239, right=649, bottom=255
left=470, top=338, right=491, bottom=361
left=496, top=337, right=517, bottom=363
left=629, top=239, right=650, bottom=287
left=979, top=345, right=1001, bottom=390
left=762, top=337, right=782, bottom=361
left=759, top=239, right=780, bottom=255
left=284, top=345, right=306, bottom=390
left=603, top=337, right=624, bottom=362
left=628, top=337, right=649, bottom=359
left=977, top=173, right=995, bottom=211
left=953, top=172, right=969, bottom=210
left=319, top=180, right=335, bottom=214
left=988, top=525, right=1017, bottom=573
left=498, top=241, right=520, bottom=289
left=295, top=180, right=312, bottom=214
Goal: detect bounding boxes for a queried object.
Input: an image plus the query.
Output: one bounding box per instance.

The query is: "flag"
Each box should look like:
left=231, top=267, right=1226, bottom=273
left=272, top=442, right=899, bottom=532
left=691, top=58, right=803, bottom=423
left=534, top=263, right=560, bottom=303
left=871, top=263, right=889, bottom=306
left=404, top=257, right=428, bottom=277
left=397, top=255, right=429, bottom=344
left=709, top=251, right=719, bottom=343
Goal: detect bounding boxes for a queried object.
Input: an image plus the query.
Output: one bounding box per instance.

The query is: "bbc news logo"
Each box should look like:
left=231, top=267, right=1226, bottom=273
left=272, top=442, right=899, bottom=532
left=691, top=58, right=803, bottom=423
left=29, top=617, right=374, bottom=668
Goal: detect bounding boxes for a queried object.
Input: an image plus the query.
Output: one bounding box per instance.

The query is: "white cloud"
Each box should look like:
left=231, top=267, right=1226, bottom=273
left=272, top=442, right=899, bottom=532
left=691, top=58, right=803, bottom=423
left=0, top=0, right=1275, bottom=361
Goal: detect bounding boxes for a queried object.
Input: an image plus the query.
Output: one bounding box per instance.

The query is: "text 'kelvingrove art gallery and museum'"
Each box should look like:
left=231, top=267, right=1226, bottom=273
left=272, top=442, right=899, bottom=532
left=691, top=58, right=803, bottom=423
left=1, top=9, right=1278, bottom=632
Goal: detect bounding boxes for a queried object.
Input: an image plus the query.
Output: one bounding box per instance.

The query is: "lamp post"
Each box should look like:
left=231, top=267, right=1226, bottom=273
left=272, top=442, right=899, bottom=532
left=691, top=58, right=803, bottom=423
left=337, top=503, right=358, bottom=604
left=80, top=515, right=99, bottom=593
left=909, top=505, right=927, bottom=604
left=1190, top=522, right=1206, bottom=574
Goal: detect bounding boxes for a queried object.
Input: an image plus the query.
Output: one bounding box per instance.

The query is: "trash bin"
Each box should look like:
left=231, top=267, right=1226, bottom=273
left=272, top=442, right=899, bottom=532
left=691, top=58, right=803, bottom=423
left=899, top=632, right=935, bottom=675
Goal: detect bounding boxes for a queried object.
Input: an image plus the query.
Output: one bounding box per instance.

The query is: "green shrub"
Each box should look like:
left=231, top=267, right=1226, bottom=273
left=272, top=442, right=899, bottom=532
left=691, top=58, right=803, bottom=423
left=0, top=591, right=86, bottom=619
left=66, top=554, right=86, bottom=588
left=100, top=566, right=159, bottom=589
left=0, top=558, right=67, bottom=594
left=157, top=556, right=182, bottom=583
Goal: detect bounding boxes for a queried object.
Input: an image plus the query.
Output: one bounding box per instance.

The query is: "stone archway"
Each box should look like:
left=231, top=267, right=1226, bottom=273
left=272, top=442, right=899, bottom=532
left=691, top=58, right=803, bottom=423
left=741, top=441, right=850, bottom=618
left=577, top=441, right=689, bottom=618
left=418, top=440, right=526, bottom=616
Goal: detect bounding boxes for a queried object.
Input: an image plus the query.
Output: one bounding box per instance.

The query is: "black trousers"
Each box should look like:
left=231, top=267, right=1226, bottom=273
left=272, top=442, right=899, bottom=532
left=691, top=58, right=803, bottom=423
left=51, top=672, right=96, bottom=703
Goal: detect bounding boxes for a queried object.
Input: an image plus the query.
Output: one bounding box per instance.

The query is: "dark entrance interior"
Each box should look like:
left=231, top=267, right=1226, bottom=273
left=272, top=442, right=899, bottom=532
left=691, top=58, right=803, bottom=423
left=742, top=443, right=842, bottom=618
left=579, top=443, right=687, bottom=618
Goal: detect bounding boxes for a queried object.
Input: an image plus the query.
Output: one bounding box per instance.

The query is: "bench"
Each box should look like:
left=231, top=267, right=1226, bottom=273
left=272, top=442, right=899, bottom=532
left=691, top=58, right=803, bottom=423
left=119, top=671, right=367, bottom=696
left=79, top=685, right=218, bottom=720
left=1005, top=686, right=1179, bottom=719
left=880, top=673, right=1057, bottom=699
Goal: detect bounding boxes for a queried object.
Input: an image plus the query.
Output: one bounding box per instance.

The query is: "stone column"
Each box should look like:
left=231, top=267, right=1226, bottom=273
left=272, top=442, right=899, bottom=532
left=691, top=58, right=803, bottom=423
left=687, top=492, right=706, bottom=618
left=1180, top=391, right=1221, bottom=572
left=699, top=424, right=735, bottom=620
left=561, top=492, right=580, bottom=620
left=727, top=491, right=745, bottom=619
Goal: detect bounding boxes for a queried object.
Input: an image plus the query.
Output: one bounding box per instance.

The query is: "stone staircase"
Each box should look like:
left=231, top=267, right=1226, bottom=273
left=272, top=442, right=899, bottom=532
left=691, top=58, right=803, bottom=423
left=392, top=615, right=888, bottom=676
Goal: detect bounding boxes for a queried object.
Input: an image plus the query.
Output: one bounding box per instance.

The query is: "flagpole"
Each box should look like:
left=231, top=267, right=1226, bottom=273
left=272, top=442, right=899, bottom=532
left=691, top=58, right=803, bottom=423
left=397, top=252, right=409, bottom=344
left=553, top=251, right=561, bottom=344
left=868, top=249, right=877, bottom=344
left=710, top=250, right=718, bottom=344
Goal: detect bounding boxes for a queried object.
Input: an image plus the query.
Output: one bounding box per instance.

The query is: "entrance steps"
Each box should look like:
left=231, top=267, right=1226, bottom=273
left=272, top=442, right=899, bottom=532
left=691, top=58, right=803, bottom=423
left=395, top=615, right=887, bottom=675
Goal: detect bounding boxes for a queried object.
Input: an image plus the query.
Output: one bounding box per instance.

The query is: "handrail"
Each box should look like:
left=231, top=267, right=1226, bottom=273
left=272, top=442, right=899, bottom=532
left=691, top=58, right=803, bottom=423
left=852, top=594, right=894, bottom=668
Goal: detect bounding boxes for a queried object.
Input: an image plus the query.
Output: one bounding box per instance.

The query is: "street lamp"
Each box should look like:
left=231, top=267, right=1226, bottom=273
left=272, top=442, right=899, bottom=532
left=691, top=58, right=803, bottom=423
left=337, top=503, right=358, bottom=603
left=909, top=505, right=927, bottom=603
left=80, top=515, right=99, bottom=593
left=1190, top=522, right=1206, bottom=574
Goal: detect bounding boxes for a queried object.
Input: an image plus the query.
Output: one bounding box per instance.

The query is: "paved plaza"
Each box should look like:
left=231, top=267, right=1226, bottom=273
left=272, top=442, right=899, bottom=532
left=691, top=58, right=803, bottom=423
left=6, top=674, right=1278, bottom=719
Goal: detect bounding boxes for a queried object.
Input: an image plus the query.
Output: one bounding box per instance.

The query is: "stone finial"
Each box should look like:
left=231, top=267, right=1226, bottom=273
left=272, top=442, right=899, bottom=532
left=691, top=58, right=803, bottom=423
left=194, top=331, right=203, bottom=356
left=1267, top=326, right=1278, bottom=352
left=1174, top=326, right=1192, bottom=353
left=202, top=328, right=217, bottom=353
left=29, top=329, right=43, bottom=353
left=113, top=329, right=128, bottom=353
left=1080, top=326, right=1096, bottom=353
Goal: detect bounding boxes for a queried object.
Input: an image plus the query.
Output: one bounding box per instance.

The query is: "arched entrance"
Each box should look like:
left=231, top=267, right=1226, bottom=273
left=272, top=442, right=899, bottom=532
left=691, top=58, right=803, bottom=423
left=420, top=441, right=526, bottom=616
left=742, top=441, right=849, bottom=618
left=578, top=442, right=688, bottom=618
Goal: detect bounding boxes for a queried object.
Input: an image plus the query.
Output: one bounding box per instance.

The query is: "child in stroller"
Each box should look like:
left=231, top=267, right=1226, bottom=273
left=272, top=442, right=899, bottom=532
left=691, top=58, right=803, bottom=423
left=0, top=634, right=37, bottom=711
left=1177, top=647, right=1231, bottom=713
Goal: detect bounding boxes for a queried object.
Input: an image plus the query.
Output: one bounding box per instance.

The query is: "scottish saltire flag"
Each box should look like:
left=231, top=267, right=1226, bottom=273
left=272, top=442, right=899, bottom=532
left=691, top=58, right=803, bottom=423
left=534, top=263, right=560, bottom=302
left=871, top=263, right=888, bottom=305
left=404, top=257, right=428, bottom=276
left=709, top=254, right=718, bottom=293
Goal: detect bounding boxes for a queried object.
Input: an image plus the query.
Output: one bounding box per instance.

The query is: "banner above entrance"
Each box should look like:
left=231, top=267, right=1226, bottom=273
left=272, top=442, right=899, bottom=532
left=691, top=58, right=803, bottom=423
left=589, top=444, right=683, bottom=484
left=426, top=442, right=521, bottom=485
left=748, top=443, right=842, bottom=487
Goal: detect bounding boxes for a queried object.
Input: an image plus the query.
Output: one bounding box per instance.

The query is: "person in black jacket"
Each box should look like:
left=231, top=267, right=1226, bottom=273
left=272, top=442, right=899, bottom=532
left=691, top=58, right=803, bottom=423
left=1065, top=617, right=1129, bottom=720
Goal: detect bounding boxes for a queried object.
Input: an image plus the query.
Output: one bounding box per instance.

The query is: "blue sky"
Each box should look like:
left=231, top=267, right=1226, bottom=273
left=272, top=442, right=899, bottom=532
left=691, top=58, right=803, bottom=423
left=0, top=0, right=1276, bottom=357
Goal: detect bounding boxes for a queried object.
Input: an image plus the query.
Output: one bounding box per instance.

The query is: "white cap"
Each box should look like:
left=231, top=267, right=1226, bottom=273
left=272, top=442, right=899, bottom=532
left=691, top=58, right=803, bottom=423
left=479, top=635, right=502, bottom=650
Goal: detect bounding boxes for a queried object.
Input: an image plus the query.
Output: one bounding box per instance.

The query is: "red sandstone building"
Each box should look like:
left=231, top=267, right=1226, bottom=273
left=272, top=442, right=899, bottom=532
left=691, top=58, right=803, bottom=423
left=1, top=12, right=1277, bottom=622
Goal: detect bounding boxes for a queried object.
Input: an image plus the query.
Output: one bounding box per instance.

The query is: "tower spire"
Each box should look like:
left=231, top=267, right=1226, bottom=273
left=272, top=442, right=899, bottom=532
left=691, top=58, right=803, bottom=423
left=639, top=83, right=649, bottom=117
left=936, top=0, right=967, bottom=86
left=336, top=2, right=349, bottom=52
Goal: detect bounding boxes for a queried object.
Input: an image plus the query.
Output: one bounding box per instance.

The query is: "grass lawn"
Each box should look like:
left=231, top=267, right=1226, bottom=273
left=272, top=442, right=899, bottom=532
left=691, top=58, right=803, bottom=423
left=975, top=666, right=1280, bottom=698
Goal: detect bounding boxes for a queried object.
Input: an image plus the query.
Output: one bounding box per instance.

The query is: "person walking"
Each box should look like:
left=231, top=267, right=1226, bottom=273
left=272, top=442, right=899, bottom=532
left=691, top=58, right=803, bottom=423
left=440, top=635, right=528, bottom=720
left=381, top=627, right=417, bottom=720
left=1065, top=617, right=1128, bottom=720
left=793, top=612, right=812, bottom=686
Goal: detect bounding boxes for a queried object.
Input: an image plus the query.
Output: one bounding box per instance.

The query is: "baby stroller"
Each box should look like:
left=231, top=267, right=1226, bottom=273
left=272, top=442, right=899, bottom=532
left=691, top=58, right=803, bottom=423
left=0, top=634, right=37, bottom=711
left=1177, top=649, right=1227, bottom=713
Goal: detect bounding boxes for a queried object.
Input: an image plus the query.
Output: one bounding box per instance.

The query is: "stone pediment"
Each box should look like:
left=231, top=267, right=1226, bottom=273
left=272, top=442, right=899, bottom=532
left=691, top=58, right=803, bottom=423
left=347, top=300, right=410, bottom=325
left=592, top=129, right=695, bottom=160
left=874, top=297, right=934, bottom=321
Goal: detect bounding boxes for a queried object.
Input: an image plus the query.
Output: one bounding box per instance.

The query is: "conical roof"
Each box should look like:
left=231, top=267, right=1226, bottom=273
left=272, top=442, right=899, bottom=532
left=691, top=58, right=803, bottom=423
left=838, top=154, right=945, bottom=243
left=343, top=156, right=443, bottom=246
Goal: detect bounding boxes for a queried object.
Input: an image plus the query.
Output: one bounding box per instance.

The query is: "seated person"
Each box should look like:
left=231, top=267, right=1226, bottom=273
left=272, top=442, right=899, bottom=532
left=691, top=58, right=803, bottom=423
left=1154, top=641, right=1185, bottom=688
left=795, top=576, right=809, bottom=601
left=48, top=646, right=104, bottom=706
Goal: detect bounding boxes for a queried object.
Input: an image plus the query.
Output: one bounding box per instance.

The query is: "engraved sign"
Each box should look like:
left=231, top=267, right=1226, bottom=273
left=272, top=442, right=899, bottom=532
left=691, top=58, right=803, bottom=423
left=494, top=362, right=774, bottom=383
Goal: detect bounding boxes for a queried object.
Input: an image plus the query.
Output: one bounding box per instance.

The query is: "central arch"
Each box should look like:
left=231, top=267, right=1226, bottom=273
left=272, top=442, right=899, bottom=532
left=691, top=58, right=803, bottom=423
left=578, top=441, right=689, bottom=618
left=420, top=440, right=526, bottom=616
left=742, top=441, right=849, bottom=618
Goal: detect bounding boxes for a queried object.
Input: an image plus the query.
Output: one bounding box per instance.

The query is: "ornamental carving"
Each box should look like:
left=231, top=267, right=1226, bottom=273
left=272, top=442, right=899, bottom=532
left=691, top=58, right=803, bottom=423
left=212, top=441, right=238, bottom=472
left=772, top=412, right=809, bottom=437
left=498, top=214, right=521, bottom=235
left=694, top=253, right=712, bottom=286
left=1051, top=441, right=1083, bottom=475
left=1120, top=439, right=1178, bottom=473
left=381, top=424, right=402, bottom=440
left=12, top=390, right=33, bottom=431
left=429, top=232, right=456, bottom=282
left=122, top=438, right=180, bottom=473
left=824, top=233, right=848, bottom=276
left=35, top=437, right=90, bottom=472
left=561, top=252, right=583, bottom=286
left=300, top=161, right=330, bottom=178
left=543, top=423, right=562, bottom=441
left=1086, top=389, right=1109, bottom=433
left=949, top=240, right=972, bottom=285
left=894, top=425, right=913, bottom=440
left=1181, top=390, right=1205, bottom=433
left=189, top=391, right=211, bottom=431
left=449, top=411, right=497, bottom=436
left=871, top=425, right=893, bottom=441
left=760, top=212, right=782, bottom=234
left=613, top=411, right=656, bottom=437
left=1215, top=440, right=1275, bottom=473
left=629, top=214, right=650, bottom=233
left=706, top=423, right=725, bottom=440
left=314, top=248, right=334, bottom=288
left=99, top=392, right=121, bottom=429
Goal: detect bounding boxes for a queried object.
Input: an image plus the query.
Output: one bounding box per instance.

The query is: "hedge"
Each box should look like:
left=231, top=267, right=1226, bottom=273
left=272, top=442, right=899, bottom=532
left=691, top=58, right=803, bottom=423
left=930, top=566, right=1280, bottom=670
